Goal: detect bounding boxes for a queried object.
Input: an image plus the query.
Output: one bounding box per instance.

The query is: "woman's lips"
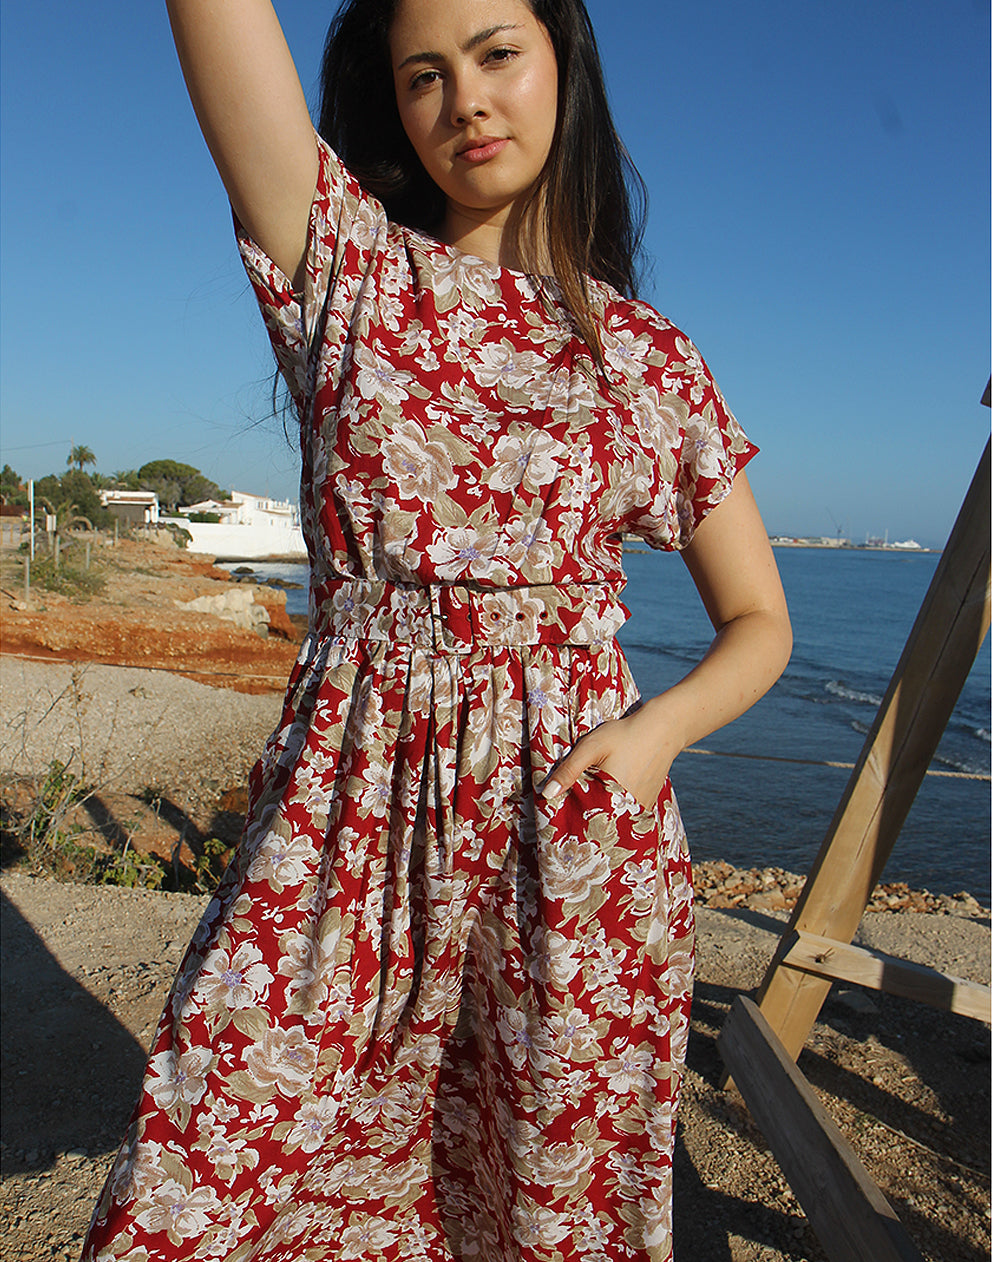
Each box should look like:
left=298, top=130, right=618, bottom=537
left=456, top=138, right=509, bottom=163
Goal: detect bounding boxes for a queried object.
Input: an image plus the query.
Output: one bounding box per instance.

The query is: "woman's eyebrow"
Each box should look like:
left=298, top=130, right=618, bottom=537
left=396, top=23, right=523, bottom=71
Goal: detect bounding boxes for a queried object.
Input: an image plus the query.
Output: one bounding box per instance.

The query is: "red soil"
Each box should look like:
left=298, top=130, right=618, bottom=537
left=0, top=537, right=301, bottom=694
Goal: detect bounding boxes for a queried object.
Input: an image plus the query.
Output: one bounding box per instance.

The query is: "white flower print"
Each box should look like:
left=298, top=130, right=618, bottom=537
left=243, top=1025, right=318, bottom=1097
left=381, top=417, right=457, bottom=502
left=620, top=855, right=658, bottom=914
left=602, top=1044, right=656, bottom=1095
left=197, top=1128, right=258, bottom=1184
left=484, top=429, right=561, bottom=494
left=133, top=1180, right=222, bottom=1245
left=245, top=828, right=313, bottom=891
left=531, top=1138, right=595, bottom=1192
left=539, top=833, right=611, bottom=909
left=666, top=949, right=695, bottom=1001
left=682, top=414, right=732, bottom=482
left=425, top=524, right=501, bottom=580
left=286, top=1096, right=339, bottom=1154
left=545, top=362, right=598, bottom=417
left=495, top=1005, right=553, bottom=1072
left=641, top=1191, right=674, bottom=1252
left=197, top=942, right=274, bottom=1012
left=339, top=1215, right=400, bottom=1257
left=429, top=377, right=493, bottom=424
left=352, top=340, right=416, bottom=406
left=526, top=926, right=583, bottom=987
left=146, top=1046, right=212, bottom=1115
left=470, top=342, right=547, bottom=392
left=426, top=246, right=501, bottom=308
left=547, top=1005, right=603, bottom=1060
left=351, top=1077, right=418, bottom=1130
left=603, top=324, right=653, bottom=381
left=357, top=764, right=394, bottom=818
left=108, top=1135, right=167, bottom=1204
left=512, top=1198, right=572, bottom=1246
left=502, top=517, right=556, bottom=573
left=434, top=1091, right=481, bottom=1140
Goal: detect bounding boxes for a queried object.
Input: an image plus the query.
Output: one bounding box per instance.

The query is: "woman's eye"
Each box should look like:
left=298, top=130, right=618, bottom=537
left=409, top=68, right=441, bottom=90
left=485, top=47, right=518, bottom=65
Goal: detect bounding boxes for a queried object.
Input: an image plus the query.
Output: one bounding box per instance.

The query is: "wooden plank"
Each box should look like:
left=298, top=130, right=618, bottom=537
left=750, top=438, right=991, bottom=1063
left=718, top=997, right=924, bottom=1262
left=781, top=930, right=992, bottom=1023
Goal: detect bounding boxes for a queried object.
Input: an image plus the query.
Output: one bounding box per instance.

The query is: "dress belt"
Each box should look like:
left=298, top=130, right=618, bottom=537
left=308, top=578, right=629, bottom=653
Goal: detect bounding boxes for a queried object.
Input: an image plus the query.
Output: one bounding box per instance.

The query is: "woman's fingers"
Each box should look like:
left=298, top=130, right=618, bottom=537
left=538, top=729, right=612, bottom=801
left=538, top=715, right=675, bottom=810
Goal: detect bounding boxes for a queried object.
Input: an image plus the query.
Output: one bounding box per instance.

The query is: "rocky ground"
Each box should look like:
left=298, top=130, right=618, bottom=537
left=0, top=533, right=301, bottom=694
left=2, top=871, right=988, bottom=1262
left=1, top=534, right=989, bottom=1260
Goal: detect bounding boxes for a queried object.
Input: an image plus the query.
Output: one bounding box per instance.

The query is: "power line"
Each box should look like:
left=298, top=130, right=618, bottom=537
left=0, top=440, right=72, bottom=453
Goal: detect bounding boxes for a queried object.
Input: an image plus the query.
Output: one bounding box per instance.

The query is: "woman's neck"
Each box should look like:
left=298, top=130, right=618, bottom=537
left=440, top=196, right=550, bottom=274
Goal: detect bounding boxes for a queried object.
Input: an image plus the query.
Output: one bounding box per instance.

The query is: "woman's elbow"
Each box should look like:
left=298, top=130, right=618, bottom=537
left=768, top=605, right=793, bottom=683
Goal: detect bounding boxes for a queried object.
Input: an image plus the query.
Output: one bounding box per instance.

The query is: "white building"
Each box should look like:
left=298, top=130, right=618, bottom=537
left=99, top=490, right=160, bottom=525
left=165, top=490, right=306, bottom=560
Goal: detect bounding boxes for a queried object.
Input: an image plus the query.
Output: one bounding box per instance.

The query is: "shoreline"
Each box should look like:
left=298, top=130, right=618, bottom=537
left=768, top=540, right=939, bottom=553
left=0, top=536, right=985, bottom=907
left=1, top=651, right=988, bottom=914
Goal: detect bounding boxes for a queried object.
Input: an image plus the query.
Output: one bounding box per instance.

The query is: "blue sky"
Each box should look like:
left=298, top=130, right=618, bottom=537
left=1, top=0, right=988, bottom=548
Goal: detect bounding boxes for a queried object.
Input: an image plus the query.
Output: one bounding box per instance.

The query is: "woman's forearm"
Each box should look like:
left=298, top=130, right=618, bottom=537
left=541, top=473, right=792, bottom=809
left=543, top=604, right=791, bottom=812
left=639, top=604, right=793, bottom=757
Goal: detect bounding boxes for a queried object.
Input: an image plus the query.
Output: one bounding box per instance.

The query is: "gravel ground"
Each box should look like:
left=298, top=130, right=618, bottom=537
left=0, top=656, right=282, bottom=816
left=1, top=656, right=989, bottom=1261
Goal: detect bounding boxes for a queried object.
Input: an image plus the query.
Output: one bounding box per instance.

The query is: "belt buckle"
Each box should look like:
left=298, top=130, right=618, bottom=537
left=434, top=585, right=475, bottom=652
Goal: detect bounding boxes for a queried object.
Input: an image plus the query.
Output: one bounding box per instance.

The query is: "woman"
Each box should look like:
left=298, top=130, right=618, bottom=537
left=83, top=1, right=791, bottom=1258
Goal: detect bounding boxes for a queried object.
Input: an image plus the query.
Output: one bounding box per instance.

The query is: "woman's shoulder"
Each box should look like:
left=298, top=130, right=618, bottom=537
left=591, top=280, right=680, bottom=342
left=590, top=280, right=709, bottom=377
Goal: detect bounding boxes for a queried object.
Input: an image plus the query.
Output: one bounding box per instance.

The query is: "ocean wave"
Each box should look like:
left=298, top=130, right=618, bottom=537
left=976, top=728, right=991, bottom=744
left=826, top=679, right=884, bottom=707
left=932, top=750, right=990, bottom=776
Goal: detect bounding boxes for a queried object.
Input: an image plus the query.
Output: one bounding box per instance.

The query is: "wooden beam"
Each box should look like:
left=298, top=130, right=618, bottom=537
left=749, top=438, right=991, bottom=1063
left=781, top=930, right=992, bottom=1023
left=718, top=997, right=924, bottom=1262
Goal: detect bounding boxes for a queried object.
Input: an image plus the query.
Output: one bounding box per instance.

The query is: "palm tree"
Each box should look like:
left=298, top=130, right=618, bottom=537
left=67, top=445, right=96, bottom=473
left=37, top=496, right=94, bottom=568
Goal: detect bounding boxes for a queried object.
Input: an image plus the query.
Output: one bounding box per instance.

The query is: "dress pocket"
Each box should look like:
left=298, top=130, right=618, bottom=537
left=583, top=766, right=659, bottom=824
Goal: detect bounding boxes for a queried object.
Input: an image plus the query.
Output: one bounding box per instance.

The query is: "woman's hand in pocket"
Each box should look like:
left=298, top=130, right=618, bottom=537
left=539, top=704, right=683, bottom=813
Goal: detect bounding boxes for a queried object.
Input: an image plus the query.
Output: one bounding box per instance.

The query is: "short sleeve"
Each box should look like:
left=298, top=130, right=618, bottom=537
left=628, top=329, right=757, bottom=552
left=234, top=132, right=388, bottom=409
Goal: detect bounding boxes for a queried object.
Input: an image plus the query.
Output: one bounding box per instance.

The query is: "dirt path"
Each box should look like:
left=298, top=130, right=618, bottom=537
left=1, top=870, right=987, bottom=1262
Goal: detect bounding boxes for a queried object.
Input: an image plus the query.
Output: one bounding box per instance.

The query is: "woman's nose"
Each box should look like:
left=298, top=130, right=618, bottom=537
left=449, top=74, right=488, bottom=126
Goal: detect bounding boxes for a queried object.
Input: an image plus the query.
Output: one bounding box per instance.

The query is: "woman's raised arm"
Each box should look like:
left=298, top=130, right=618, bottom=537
left=166, top=0, right=318, bottom=285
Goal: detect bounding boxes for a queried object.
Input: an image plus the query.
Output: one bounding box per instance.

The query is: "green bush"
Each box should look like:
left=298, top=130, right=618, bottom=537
left=28, top=553, right=105, bottom=599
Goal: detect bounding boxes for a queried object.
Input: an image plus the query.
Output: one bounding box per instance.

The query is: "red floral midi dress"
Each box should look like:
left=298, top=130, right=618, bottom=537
left=83, top=134, right=755, bottom=1262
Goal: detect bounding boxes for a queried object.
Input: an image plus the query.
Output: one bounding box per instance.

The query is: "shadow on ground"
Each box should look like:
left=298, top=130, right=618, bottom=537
left=0, top=890, right=146, bottom=1174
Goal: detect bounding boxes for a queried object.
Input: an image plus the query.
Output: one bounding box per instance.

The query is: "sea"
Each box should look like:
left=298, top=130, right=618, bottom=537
left=246, top=548, right=990, bottom=903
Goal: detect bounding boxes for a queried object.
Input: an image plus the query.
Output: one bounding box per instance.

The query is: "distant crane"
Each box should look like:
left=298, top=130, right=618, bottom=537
left=825, top=509, right=847, bottom=541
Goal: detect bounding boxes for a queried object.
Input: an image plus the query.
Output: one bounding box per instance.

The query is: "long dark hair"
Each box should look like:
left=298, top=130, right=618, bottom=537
left=318, top=0, right=646, bottom=360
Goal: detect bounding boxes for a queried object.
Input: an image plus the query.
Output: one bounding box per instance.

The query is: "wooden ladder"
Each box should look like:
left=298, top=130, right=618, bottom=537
left=717, top=404, right=991, bottom=1262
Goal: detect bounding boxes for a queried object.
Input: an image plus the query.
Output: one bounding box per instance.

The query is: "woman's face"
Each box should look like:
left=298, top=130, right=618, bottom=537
left=389, top=0, right=558, bottom=226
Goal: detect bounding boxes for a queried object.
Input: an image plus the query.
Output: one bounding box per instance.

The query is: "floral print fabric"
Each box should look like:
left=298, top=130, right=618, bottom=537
left=82, top=133, right=755, bottom=1262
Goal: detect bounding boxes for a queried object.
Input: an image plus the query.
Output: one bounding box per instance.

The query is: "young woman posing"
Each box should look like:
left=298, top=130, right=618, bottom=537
left=83, top=1, right=791, bottom=1258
